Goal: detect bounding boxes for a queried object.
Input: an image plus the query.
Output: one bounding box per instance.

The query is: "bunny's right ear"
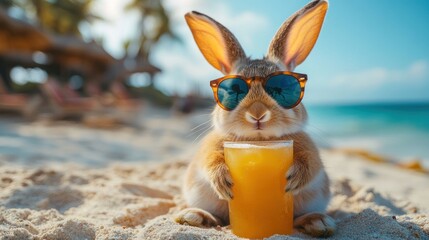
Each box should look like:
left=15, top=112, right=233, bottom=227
left=185, top=11, right=246, bottom=74
left=267, top=0, right=328, bottom=70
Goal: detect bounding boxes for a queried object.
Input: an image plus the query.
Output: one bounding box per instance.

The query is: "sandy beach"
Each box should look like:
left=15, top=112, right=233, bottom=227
left=1, top=106, right=428, bottom=239
left=2, top=0, right=429, bottom=238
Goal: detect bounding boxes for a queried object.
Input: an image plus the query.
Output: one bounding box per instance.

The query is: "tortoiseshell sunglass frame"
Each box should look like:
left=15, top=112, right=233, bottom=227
left=209, top=71, right=308, bottom=111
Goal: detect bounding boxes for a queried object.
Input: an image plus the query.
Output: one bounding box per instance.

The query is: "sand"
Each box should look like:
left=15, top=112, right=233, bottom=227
left=0, top=107, right=428, bottom=239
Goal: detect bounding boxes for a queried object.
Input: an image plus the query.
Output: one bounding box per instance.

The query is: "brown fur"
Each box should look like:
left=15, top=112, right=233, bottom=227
left=178, top=0, right=335, bottom=237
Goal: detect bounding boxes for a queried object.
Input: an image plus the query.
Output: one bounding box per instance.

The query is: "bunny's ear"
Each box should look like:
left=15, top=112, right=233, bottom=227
left=185, top=11, right=246, bottom=74
left=267, top=0, right=328, bottom=70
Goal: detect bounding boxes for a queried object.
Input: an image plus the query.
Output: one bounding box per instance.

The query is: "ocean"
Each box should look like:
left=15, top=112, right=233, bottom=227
left=305, top=103, right=429, bottom=165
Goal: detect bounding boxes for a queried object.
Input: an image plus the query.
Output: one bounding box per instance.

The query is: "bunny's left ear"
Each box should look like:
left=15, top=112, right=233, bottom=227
left=267, top=0, right=328, bottom=70
left=185, top=11, right=246, bottom=74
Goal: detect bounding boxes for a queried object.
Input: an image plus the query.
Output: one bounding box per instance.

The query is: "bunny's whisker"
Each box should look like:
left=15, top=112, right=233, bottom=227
left=192, top=125, right=214, bottom=144
left=187, top=119, right=212, bottom=135
left=191, top=111, right=215, bottom=118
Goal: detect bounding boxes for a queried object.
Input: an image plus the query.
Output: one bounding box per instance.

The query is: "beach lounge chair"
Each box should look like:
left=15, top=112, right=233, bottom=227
left=0, top=76, right=41, bottom=118
left=109, top=81, right=141, bottom=111
left=40, top=78, right=99, bottom=119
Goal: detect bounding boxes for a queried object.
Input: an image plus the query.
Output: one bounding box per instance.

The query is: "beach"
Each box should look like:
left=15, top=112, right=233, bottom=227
left=1, top=105, right=428, bottom=239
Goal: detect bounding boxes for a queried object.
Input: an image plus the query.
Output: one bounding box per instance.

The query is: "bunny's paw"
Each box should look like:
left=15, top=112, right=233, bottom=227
left=286, top=164, right=311, bottom=193
left=209, top=164, right=233, bottom=200
left=294, top=213, right=336, bottom=238
left=174, top=208, right=221, bottom=227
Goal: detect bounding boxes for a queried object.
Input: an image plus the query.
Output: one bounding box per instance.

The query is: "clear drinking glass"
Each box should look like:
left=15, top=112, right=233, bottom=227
left=224, top=141, right=294, bottom=238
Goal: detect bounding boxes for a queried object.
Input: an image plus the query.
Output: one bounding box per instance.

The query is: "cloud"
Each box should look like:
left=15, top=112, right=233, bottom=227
left=332, top=60, right=429, bottom=89
left=304, top=60, right=429, bottom=104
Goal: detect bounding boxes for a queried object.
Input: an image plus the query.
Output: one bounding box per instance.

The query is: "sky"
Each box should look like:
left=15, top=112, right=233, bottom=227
left=90, top=0, right=429, bottom=104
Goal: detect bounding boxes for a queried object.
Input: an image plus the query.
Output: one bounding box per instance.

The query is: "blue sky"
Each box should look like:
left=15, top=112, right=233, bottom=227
left=91, top=0, right=429, bottom=104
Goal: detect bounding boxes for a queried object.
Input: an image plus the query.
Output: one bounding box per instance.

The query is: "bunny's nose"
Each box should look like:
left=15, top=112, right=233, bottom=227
left=245, top=111, right=271, bottom=124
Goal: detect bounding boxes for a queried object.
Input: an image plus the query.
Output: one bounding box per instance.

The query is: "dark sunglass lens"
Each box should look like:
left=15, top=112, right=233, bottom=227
left=265, top=74, right=301, bottom=108
left=217, top=78, right=249, bottom=110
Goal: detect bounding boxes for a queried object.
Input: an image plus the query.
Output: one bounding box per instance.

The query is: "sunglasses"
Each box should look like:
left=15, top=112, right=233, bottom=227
left=210, top=71, right=308, bottom=111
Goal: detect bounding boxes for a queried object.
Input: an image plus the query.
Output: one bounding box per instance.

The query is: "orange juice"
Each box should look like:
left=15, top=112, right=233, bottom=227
left=224, top=141, right=294, bottom=239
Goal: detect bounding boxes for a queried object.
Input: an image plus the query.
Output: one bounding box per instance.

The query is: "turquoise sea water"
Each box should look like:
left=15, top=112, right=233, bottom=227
left=305, top=103, right=429, bottom=164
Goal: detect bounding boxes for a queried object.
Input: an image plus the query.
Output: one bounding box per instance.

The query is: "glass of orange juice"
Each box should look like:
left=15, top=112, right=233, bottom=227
left=223, top=141, right=294, bottom=239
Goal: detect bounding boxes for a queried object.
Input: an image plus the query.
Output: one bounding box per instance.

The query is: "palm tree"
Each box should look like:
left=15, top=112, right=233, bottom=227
left=36, top=0, right=98, bottom=36
left=123, top=0, right=178, bottom=87
left=3, top=0, right=99, bottom=37
left=0, top=0, right=14, bottom=9
left=125, top=0, right=177, bottom=59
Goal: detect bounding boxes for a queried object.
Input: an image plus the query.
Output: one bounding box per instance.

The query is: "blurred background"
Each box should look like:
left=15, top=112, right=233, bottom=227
left=0, top=0, right=428, bottom=168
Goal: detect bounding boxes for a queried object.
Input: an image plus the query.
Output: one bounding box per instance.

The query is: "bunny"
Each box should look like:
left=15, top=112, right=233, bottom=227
left=175, top=0, right=335, bottom=237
